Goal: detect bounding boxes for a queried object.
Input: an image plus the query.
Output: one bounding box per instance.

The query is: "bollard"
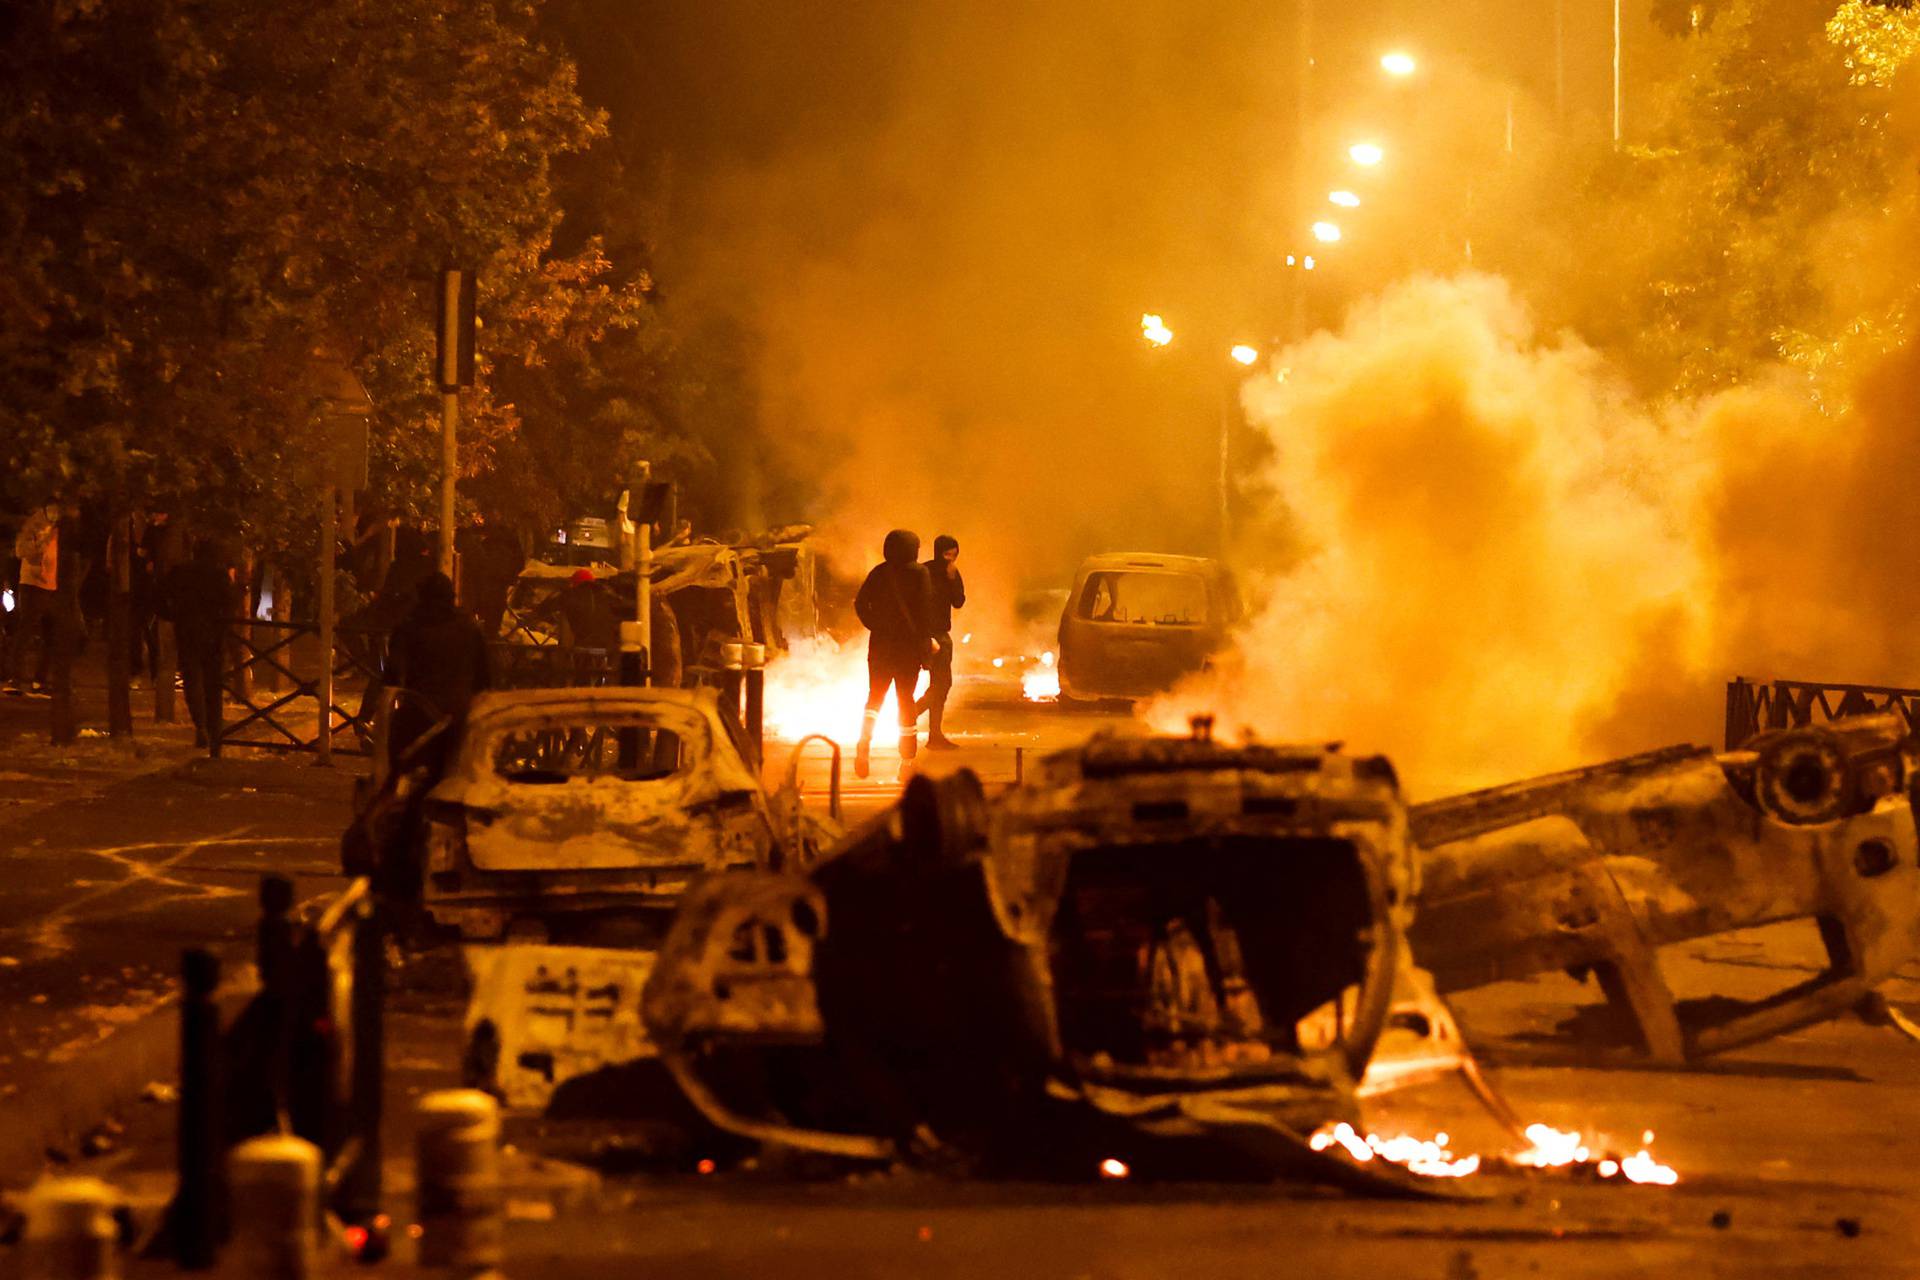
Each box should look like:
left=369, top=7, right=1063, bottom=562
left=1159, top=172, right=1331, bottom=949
left=225, top=1135, right=320, bottom=1279
left=336, top=898, right=386, bottom=1228
left=21, top=1176, right=120, bottom=1280
left=414, top=1089, right=503, bottom=1273
left=176, top=948, right=222, bottom=1269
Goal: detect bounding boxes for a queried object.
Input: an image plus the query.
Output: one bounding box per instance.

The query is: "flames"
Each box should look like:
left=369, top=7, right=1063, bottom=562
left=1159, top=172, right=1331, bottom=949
left=1309, top=1121, right=1678, bottom=1185
left=1309, top=1123, right=1481, bottom=1178
left=1023, top=650, right=1060, bottom=702
left=763, top=637, right=926, bottom=749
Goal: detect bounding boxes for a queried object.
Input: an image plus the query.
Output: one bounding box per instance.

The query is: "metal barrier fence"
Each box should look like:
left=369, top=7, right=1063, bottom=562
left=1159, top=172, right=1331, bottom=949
left=1724, top=677, right=1920, bottom=750
left=213, top=618, right=633, bottom=759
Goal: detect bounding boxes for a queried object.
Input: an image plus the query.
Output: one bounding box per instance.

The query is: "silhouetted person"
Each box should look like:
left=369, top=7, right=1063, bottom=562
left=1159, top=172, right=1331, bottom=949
left=853, top=529, right=933, bottom=779
left=385, top=572, right=492, bottom=772
left=166, top=538, right=234, bottom=750
left=4, top=503, right=59, bottom=694
left=916, top=534, right=965, bottom=749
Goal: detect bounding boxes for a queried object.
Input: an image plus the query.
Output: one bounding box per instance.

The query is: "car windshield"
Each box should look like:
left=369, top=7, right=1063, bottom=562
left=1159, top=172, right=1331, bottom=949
left=490, top=720, right=691, bottom=784
left=1077, top=571, right=1209, bottom=625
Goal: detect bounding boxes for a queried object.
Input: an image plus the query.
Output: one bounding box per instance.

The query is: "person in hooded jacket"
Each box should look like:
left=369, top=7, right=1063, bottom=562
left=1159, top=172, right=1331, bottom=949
left=385, top=571, right=492, bottom=772
left=852, top=528, right=933, bottom=778
left=915, top=534, right=965, bottom=749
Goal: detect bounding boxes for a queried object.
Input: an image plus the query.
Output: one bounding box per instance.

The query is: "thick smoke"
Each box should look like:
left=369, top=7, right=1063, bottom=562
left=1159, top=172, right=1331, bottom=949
left=1153, top=272, right=1920, bottom=796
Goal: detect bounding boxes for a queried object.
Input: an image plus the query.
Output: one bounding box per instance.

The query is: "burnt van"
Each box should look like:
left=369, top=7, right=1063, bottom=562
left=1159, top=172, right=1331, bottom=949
left=1056, top=553, right=1241, bottom=704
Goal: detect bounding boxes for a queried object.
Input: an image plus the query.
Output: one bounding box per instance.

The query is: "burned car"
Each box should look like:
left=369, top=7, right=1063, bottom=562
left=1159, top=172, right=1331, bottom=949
left=1408, top=714, right=1920, bottom=1061
left=1056, top=553, right=1242, bottom=705
left=344, top=686, right=834, bottom=944
left=638, top=723, right=1464, bottom=1187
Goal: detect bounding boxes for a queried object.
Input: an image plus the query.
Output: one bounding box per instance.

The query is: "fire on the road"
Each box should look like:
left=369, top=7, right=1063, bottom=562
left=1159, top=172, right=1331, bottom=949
left=1308, top=1121, right=1678, bottom=1185
left=1023, top=650, right=1060, bottom=702
left=763, top=637, right=925, bottom=748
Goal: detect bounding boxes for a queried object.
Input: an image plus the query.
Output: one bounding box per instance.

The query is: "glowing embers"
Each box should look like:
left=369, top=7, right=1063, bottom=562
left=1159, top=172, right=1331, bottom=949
left=1512, top=1124, right=1678, bottom=1185
left=1310, top=1121, right=1679, bottom=1185
left=1023, top=651, right=1059, bottom=702
left=1309, top=1123, right=1482, bottom=1178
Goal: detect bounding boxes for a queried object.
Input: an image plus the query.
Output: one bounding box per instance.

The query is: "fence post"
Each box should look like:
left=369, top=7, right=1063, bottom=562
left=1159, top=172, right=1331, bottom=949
left=317, top=485, right=335, bottom=767
left=1724, top=679, right=1754, bottom=751
left=176, top=948, right=222, bottom=1270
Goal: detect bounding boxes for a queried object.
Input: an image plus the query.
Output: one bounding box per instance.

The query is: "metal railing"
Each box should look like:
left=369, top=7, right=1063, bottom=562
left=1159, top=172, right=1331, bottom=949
left=1724, top=677, right=1920, bottom=751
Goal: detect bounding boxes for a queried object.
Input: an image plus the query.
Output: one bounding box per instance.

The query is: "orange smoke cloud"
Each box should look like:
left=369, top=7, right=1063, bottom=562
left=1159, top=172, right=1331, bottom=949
left=1151, top=272, right=1920, bottom=797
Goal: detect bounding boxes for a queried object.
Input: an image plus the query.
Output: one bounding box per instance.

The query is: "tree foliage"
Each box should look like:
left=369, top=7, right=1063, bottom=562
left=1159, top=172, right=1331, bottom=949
left=0, top=0, right=699, bottom=554
left=1477, top=0, right=1920, bottom=399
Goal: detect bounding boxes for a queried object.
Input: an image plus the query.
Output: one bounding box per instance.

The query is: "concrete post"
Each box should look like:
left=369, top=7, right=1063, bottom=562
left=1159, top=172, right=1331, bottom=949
left=20, top=1176, right=120, bottom=1280
left=226, top=1134, right=320, bottom=1279
left=414, top=1089, right=503, bottom=1273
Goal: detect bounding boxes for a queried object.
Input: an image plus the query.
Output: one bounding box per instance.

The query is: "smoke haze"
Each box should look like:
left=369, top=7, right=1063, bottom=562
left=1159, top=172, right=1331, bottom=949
left=615, top=1, right=1920, bottom=790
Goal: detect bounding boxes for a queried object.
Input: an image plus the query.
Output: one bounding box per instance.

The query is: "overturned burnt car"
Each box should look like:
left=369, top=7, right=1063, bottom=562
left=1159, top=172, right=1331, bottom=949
left=638, top=725, right=1465, bottom=1188
left=1409, top=713, right=1920, bottom=1061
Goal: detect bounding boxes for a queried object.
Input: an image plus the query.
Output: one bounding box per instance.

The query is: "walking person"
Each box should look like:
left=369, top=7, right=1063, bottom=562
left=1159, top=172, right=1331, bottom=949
left=853, top=529, right=933, bottom=780
left=166, top=537, right=235, bottom=750
left=5, top=504, right=61, bottom=696
left=916, top=534, right=965, bottom=750
left=384, top=571, right=492, bottom=774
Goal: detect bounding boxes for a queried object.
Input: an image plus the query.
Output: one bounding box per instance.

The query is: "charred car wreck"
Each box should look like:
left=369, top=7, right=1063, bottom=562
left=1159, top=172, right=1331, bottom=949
left=1409, top=713, right=1920, bottom=1061
left=639, top=725, right=1464, bottom=1189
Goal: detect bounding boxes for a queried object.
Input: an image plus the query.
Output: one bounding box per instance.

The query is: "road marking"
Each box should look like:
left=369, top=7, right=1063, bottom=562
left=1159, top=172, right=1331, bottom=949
left=7, top=831, right=331, bottom=958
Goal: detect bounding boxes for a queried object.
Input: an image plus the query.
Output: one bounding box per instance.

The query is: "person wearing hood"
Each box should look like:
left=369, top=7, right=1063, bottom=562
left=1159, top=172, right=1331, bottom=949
left=852, top=528, right=934, bottom=778
left=164, top=535, right=236, bottom=750
left=915, top=534, right=965, bottom=749
left=385, top=571, right=492, bottom=770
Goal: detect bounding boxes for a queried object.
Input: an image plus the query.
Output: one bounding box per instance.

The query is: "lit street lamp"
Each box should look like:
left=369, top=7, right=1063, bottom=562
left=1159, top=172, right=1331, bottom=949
left=1380, top=51, right=1417, bottom=77
left=1348, top=141, right=1384, bottom=167
left=1328, top=190, right=1360, bottom=208
left=1140, top=313, right=1174, bottom=347
left=1229, top=344, right=1259, bottom=367
left=1311, top=220, right=1342, bottom=243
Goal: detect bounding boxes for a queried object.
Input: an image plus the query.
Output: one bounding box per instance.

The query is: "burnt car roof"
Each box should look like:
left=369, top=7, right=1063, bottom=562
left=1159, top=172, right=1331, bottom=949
left=1062, top=734, right=1398, bottom=787
left=462, top=685, right=732, bottom=726
left=1074, top=552, right=1227, bottom=576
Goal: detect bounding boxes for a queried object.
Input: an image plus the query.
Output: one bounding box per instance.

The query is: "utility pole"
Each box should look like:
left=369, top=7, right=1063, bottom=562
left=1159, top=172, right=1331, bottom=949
left=435, top=268, right=476, bottom=578
left=1613, top=0, right=1623, bottom=145
left=1291, top=0, right=1314, bottom=342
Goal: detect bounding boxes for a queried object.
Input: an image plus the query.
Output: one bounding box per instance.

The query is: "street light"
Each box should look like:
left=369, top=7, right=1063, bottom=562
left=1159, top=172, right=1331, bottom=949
left=1380, top=51, right=1417, bottom=77
left=1328, top=190, right=1360, bottom=208
left=1348, top=142, right=1384, bottom=167
left=1229, top=344, right=1259, bottom=367
left=1311, top=221, right=1342, bottom=243
left=1141, top=313, right=1174, bottom=347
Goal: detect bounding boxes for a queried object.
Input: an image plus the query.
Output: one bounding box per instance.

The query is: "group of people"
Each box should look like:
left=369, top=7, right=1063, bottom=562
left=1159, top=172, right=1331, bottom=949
left=853, top=528, right=965, bottom=778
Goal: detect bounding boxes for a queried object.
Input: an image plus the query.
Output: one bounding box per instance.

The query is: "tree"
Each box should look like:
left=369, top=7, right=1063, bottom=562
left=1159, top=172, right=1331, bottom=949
left=1, top=0, right=689, bottom=736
